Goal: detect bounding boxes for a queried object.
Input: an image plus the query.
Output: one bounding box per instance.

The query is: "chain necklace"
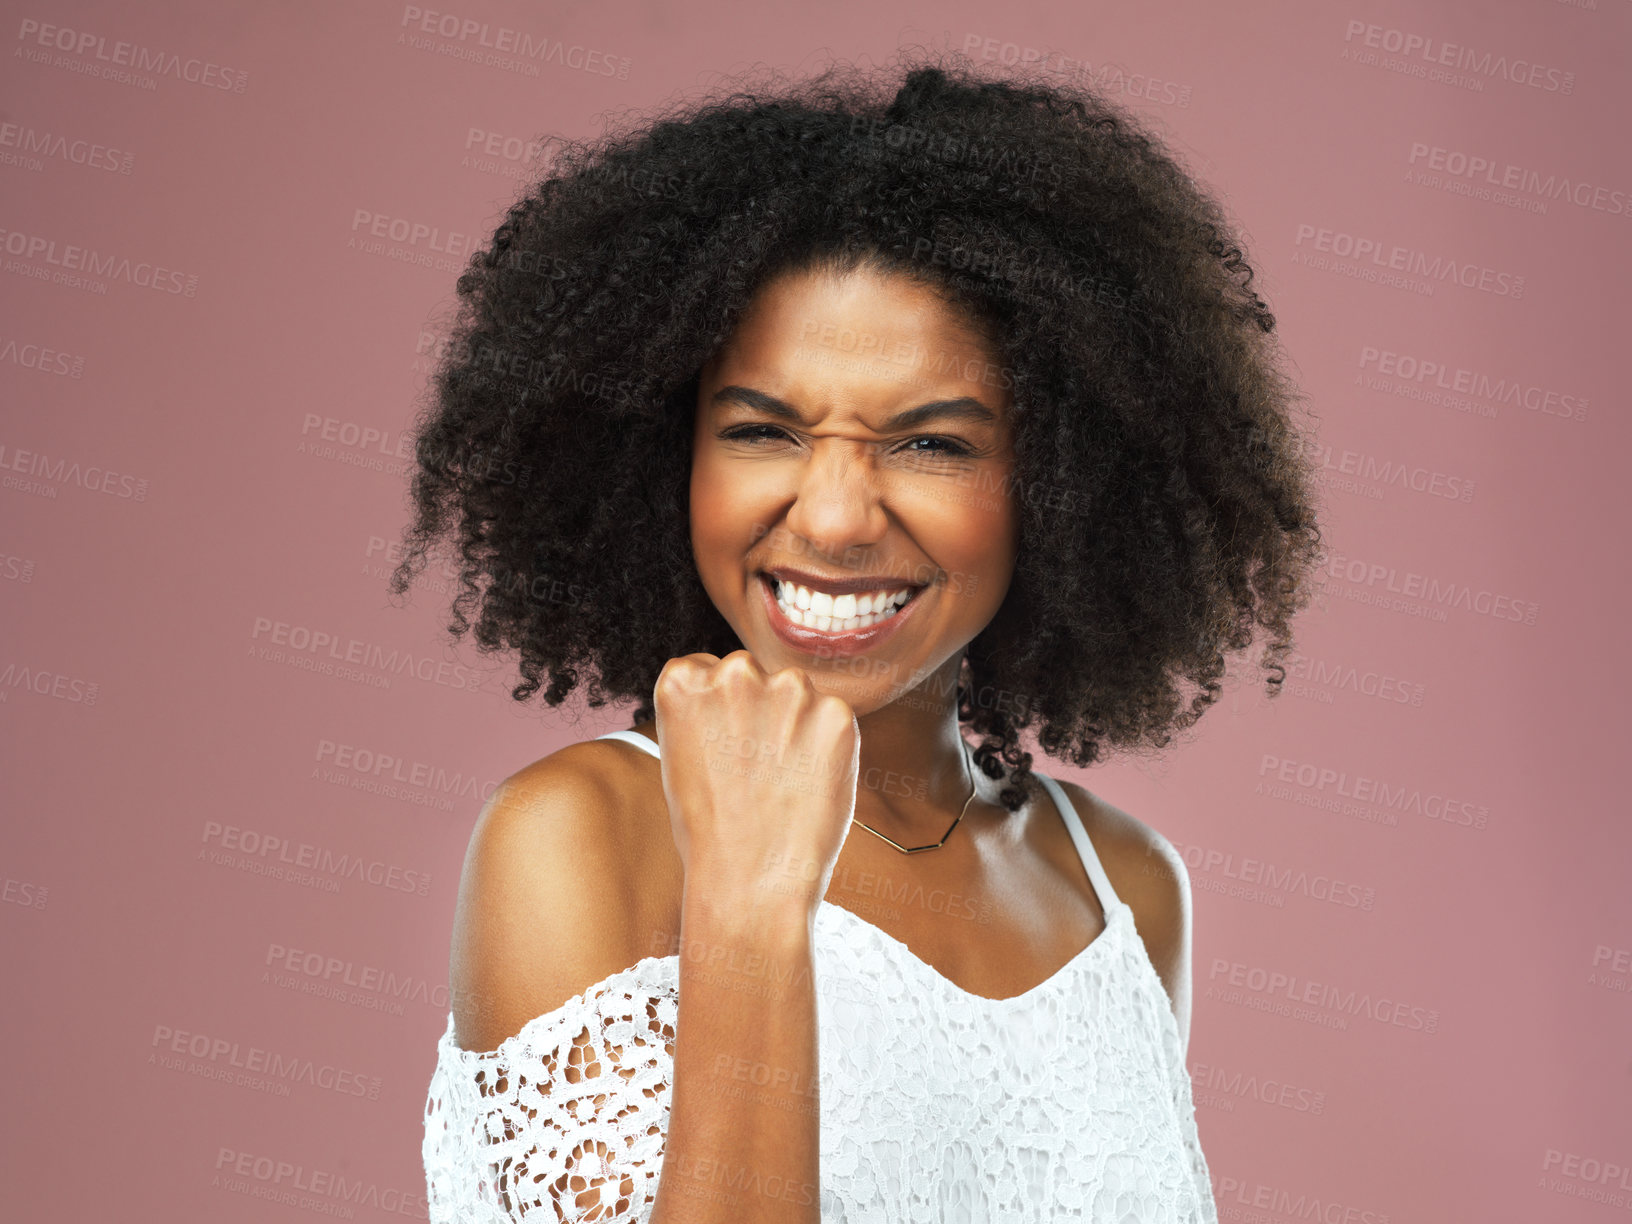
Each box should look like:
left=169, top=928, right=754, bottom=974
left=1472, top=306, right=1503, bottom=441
left=849, top=738, right=977, bottom=854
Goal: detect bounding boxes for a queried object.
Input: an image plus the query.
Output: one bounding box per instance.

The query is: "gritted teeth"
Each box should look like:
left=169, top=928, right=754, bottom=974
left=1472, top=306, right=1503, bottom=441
left=768, top=576, right=918, bottom=631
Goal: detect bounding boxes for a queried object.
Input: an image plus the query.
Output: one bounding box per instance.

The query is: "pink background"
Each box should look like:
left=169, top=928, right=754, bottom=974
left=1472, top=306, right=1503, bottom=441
left=4, top=0, right=1628, bottom=1219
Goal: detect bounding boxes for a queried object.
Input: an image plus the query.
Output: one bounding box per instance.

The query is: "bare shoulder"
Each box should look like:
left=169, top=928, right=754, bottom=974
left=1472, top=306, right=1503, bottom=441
left=448, top=739, right=672, bottom=1053
left=1052, top=778, right=1194, bottom=1048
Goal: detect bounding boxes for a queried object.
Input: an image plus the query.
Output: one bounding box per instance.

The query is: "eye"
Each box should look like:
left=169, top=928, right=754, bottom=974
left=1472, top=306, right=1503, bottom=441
left=720, top=424, right=790, bottom=444
left=719, top=425, right=974, bottom=458
left=898, top=435, right=975, bottom=458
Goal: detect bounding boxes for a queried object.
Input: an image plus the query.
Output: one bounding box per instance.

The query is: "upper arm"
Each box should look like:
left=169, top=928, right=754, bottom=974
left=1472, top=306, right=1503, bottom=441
left=449, top=748, right=645, bottom=1053
left=1059, top=781, right=1194, bottom=1057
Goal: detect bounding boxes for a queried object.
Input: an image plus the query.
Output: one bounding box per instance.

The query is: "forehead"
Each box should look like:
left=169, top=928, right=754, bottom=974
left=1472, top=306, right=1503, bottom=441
left=703, top=264, right=1011, bottom=421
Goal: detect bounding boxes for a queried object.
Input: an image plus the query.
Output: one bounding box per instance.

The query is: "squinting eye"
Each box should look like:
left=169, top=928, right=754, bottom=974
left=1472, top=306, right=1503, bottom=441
left=899, top=436, right=974, bottom=457
left=720, top=425, right=788, bottom=443
left=719, top=425, right=974, bottom=459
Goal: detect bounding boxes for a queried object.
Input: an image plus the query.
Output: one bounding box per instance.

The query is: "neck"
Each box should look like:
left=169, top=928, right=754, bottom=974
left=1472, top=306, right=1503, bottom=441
left=850, top=650, right=981, bottom=839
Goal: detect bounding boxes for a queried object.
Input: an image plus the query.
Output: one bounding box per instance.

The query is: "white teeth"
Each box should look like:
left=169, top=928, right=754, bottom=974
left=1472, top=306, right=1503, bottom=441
left=770, top=578, right=915, bottom=633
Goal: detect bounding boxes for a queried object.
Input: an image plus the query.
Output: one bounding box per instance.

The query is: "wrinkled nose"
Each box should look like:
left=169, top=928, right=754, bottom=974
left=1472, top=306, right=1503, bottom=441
left=781, top=440, right=889, bottom=563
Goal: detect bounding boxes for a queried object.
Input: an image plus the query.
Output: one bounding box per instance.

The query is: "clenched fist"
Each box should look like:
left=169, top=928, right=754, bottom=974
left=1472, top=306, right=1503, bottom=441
left=653, top=650, right=861, bottom=917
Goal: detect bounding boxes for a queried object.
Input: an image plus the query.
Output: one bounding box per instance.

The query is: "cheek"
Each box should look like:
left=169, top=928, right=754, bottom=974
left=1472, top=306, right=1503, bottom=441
left=691, top=454, right=749, bottom=545
left=687, top=468, right=737, bottom=618
left=933, top=492, right=1018, bottom=612
left=689, top=456, right=776, bottom=587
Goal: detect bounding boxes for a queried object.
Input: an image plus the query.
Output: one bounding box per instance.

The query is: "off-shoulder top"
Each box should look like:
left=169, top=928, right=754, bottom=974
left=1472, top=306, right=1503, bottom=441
left=422, top=729, right=1218, bottom=1222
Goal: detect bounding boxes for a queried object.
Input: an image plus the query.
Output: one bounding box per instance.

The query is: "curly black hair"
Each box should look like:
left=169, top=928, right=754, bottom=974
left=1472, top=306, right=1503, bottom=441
left=388, top=49, right=1327, bottom=813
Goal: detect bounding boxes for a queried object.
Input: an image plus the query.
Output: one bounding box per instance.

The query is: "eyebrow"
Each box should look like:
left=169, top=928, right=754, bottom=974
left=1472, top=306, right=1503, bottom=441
left=710, top=385, right=998, bottom=432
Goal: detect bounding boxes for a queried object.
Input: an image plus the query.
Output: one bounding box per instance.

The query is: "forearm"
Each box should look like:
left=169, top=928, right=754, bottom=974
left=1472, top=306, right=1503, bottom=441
left=649, top=890, right=822, bottom=1224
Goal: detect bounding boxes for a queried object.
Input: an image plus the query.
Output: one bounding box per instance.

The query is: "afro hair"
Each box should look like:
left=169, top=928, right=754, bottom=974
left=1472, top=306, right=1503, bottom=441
left=389, top=49, right=1327, bottom=811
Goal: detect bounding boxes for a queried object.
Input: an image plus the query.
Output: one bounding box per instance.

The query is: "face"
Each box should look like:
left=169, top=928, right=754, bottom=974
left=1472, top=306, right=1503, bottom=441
left=690, top=262, right=1020, bottom=716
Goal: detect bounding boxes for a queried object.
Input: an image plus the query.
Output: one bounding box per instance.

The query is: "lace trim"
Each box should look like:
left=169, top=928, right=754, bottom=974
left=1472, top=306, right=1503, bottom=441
left=423, top=958, right=678, bottom=1223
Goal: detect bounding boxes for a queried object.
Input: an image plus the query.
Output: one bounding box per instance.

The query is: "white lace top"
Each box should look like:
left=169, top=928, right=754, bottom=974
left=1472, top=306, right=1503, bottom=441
left=423, top=730, right=1218, bottom=1223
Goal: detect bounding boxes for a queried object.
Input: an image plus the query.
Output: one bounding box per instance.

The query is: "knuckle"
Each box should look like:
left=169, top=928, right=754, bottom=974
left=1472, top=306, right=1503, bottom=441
left=816, top=694, right=856, bottom=724
left=717, top=652, right=762, bottom=682
left=655, top=653, right=717, bottom=698
left=768, top=667, right=811, bottom=692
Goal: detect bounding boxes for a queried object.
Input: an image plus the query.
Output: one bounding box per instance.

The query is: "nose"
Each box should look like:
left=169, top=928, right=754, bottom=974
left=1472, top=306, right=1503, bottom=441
left=781, top=439, right=889, bottom=562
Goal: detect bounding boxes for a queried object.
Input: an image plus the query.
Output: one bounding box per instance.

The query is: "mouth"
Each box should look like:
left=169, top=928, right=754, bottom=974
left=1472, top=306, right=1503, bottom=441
left=756, top=571, right=927, bottom=657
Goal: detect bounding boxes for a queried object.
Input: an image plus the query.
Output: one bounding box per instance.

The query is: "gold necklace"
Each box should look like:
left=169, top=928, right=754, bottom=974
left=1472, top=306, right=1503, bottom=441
left=850, top=739, right=977, bottom=854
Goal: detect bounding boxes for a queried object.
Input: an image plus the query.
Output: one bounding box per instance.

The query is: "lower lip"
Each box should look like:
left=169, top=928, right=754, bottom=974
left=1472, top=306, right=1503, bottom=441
left=757, top=574, right=924, bottom=658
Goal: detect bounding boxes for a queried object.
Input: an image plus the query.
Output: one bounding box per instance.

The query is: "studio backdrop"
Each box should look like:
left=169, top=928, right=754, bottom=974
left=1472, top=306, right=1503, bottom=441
left=2, top=1, right=1626, bottom=1220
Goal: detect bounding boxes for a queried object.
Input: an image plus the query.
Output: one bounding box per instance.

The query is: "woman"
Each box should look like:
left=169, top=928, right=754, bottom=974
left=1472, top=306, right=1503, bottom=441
left=397, top=52, right=1324, bottom=1223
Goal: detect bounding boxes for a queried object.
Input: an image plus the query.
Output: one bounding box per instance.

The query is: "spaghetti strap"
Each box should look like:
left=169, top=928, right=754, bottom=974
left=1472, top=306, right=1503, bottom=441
left=1033, top=772, right=1123, bottom=915
left=594, top=729, right=661, bottom=759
